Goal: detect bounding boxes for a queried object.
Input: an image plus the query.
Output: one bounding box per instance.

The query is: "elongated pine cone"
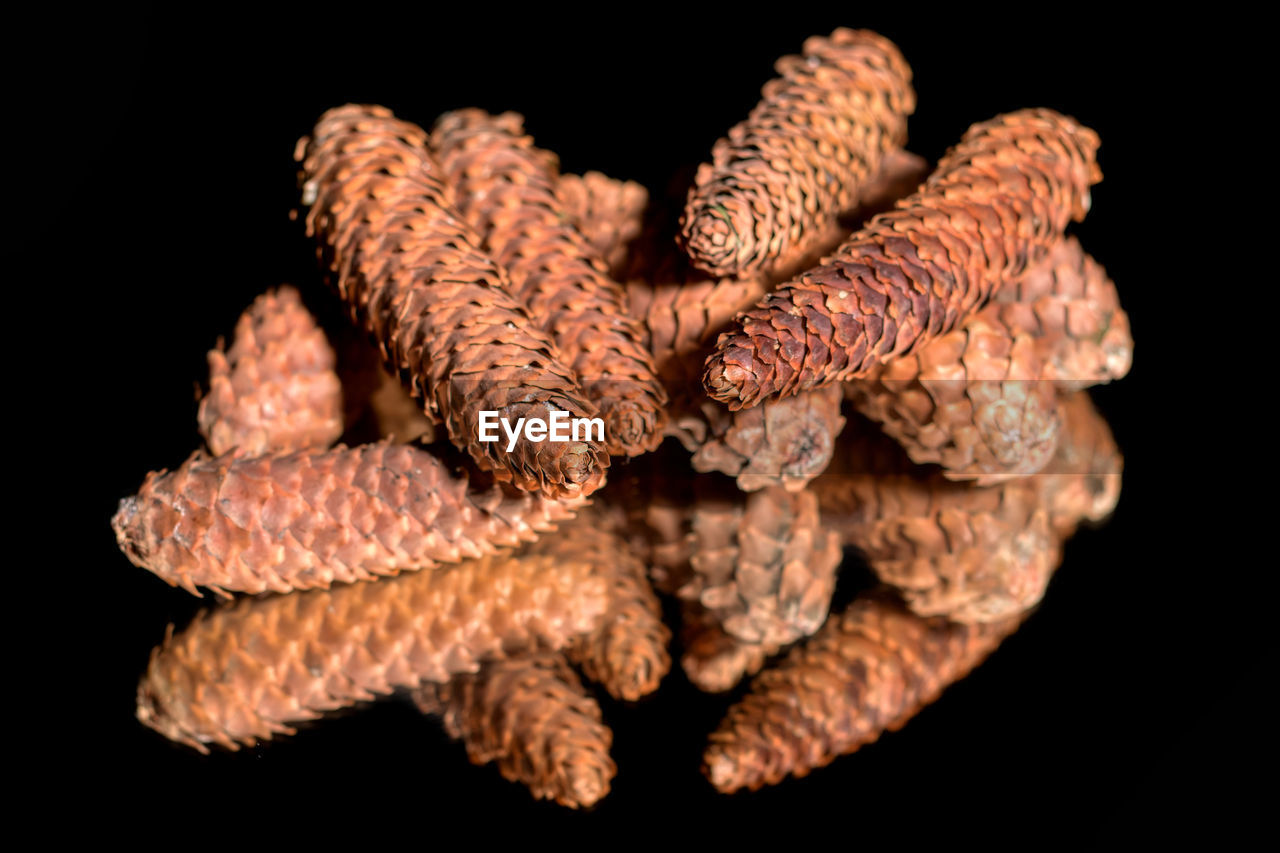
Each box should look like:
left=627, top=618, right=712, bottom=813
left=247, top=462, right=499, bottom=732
left=633, top=148, right=927, bottom=427
left=684, top=484, right=841, bottom=649
left=704, top=108, right=1102, bottom=409
left=703, top=595, right=1021, bottom=792
left=197, top=286, right=343, bottom=456
left=431, top=109, right=667, bottom=457
left=689, top=385, right=846, bottom=491
left=524, top=508, right=671, bottom=701
left=681, top=29, right=915, bottom=277
left=846, top=237, right=1130, bottom=480
left=113, top=441, right=582, bottom=596
left=136, top=551, right=611, bottom=752
left=556, top=171, right=648, bottom=278
left=413, top=652, right=615, bottom=808
left=297, top=104, right=606, bottom=497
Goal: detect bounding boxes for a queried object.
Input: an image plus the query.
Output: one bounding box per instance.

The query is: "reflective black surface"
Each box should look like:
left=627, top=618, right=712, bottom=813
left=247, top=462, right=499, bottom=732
left=34, top=10, right=1258, bottom=841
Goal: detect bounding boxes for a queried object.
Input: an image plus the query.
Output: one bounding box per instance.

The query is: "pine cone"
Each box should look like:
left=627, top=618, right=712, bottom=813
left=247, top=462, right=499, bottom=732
left=413, top=651, right=615, bottom=809
left=683, top=484, right=841, bottom=649
left=681, top=29, right=915, bottom=277
left=524, top=507, right=671, bottom=701
left=633, top=147, right=927, bottom=439
left=136, top=551, right=611, bottom=752
left=704, top=108, right=1102, bottom=409
left=197, top=286, right=343, bottom=456
left=297, top=104, right=606, bottom=497
left=688, top=385, right=846, bottom=491
left=845, top=237, right=1130, bottom=481
left=812, top=422, right=1054, bottom=623
left=994, top=236, right=1133, bottom=391
left=1039, top=390, right=1124, bottom=538
left=703, top=595, right=1021, bottom=792
left=556, top=171, right=648, bottom=279
left=430, top=109, right=667, bottom=457
left=113, top=441, right=582, bottom=596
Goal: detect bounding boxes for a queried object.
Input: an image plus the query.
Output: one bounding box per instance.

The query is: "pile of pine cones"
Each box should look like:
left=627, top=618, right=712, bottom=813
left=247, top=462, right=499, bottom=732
left=114, top=28, right=1131, bottom=807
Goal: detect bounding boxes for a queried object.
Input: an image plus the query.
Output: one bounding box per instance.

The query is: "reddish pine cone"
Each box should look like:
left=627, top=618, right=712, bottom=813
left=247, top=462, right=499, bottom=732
left=704, top=108, right=1102, bottom=409
left=994, top=236, right=1133, bottom=391
left=556, top=171, right=648, bottom=279
left=688, top=385, right=846, bottom=492
left=113, top=441, right=582, bottom=596
left=297, top=104, right=606, bottom=498
left=681, top=29, right=915, bottom=277
left=431, top=110, right=667, bottom=457
left=684, top=484, right=841, bottom=649
left=136, top=552, right=611, bottom=752
left=198, top=286, right=343, bottom=457
left=845, top=303, right=1062, bottom=482
left=704, top=595, right=1021, bottom=792
left=846, top=237, right=1131, bottom=481
left=812, top=423, right=1055, bottom=623
left=633, top=148, right=926, bottom=439
left=413, top=652, right=615, bottom=809
left=1040, top=390, right=1124, bottom=538
left=524, top=507, right=671, bottom=701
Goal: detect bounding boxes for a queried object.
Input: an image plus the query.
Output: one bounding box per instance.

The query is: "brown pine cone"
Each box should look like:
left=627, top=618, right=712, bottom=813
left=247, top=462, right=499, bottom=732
left=764, top=149, right=930, bottom=285
left=704, top=108, right=1102, bottom=409
left=412, top=652, right=615, bottom=809
left=688, top=385, right=846, bottom=492
left=112, top=441, right=582, bottom=596
left=845, top=304, right=1061, bottom=482
left=703, top=594, right=1021, bottom=792
left=994, top=236, right=1133, bottom=391
left=680, top=600, right=777, bottom=694
left=524, top=507, right=671, bottom=701
left=197, top=286, right=343, bottom=457
left=633, top=147, right=928, bottom=434
left=1040, top=390, right=1124, bottom=538
left=296, top=104, right=606, bottom=498
left=136, top=551, right=611, bottom=752
left=812, top=422, right=1054, bottom=623
left=430, top=109, right=667, bottom=457
left=681, top=29, right=915, bottom=277
left=556, top=171, right=648, bottom=279
left=683, top=484, right=841, bottom=649
left=845, top=237, right=1130, bottom=481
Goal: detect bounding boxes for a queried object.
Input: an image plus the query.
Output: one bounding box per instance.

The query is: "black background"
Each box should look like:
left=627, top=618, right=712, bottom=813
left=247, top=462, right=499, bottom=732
left=27, top=10, right=1261, bottom=841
